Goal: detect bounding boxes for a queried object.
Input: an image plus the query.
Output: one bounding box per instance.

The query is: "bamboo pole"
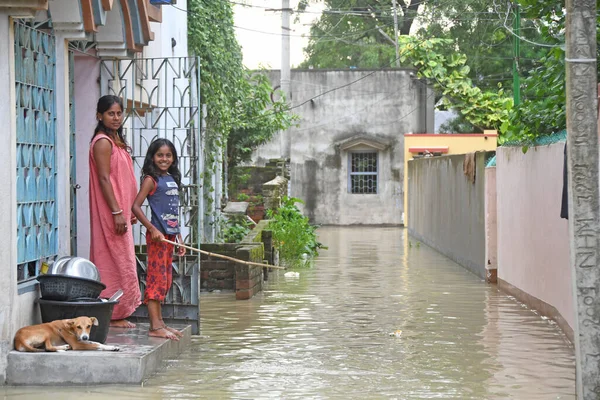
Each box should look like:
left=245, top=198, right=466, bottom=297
left=162, top=239, right=286, bottom=270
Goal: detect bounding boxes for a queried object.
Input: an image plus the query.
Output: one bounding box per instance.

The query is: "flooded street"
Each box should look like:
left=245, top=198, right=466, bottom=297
left=3, top=227, right=575, bottom=399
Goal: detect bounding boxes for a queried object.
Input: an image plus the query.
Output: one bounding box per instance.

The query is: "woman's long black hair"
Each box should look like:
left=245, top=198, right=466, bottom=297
left=92, top=95, right=129, bottom=150
left=142, top=138, right=182, bottom=188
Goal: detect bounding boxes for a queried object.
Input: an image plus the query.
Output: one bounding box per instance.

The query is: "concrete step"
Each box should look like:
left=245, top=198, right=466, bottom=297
left=6, top=323, right=191, bottom=385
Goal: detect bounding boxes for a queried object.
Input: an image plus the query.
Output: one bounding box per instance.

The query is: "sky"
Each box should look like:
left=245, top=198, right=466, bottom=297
left=233, top=1, right=325, bottom=69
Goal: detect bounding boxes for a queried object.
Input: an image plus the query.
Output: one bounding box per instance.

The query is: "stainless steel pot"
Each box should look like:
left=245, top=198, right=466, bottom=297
left=57, top=257, right=101, bottom=282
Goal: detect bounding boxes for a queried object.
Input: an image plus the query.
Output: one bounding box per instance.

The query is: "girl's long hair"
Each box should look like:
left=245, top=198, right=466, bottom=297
left=142, top=139, right=182, bottom=188
left=92, top=95, right=129, bottom=150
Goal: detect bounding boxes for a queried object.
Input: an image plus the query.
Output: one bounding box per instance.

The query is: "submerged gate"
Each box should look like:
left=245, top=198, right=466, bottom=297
left=100, top=57, right=203, bottom=333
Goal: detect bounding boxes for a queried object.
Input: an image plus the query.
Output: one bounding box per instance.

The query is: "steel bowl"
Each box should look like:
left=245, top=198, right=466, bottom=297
left=57, top=257, right=101, bottom=282
left=47, top=256, right=74, bottom=275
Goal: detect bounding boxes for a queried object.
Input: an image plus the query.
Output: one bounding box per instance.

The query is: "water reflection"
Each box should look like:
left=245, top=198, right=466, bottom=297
left=2, top=227, right=574, bottom=399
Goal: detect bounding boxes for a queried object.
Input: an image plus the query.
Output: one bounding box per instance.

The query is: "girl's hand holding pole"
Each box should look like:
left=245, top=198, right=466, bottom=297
left=176, top=235, right=186, bottom=256
left=149, top=227, right=165, bottom=242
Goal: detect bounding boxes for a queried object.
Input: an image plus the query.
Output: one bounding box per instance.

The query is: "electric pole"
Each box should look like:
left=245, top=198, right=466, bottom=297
left=565, top=0, right=599, bottom=397
left=512, top=2, right=520, bottom=105
left=280, top=0, right=291, bottom=159
left=392, top=0, right=400, bottom=67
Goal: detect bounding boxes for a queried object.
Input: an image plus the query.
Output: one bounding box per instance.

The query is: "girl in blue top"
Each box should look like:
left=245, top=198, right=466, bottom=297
left=132, top=139, right=185, bottom=340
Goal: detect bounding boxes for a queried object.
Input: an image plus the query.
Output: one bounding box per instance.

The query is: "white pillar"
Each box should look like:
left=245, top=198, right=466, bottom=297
left=0, top=12, right=19, bottom=382
left=54, top=33, right=72, bottom=256
left=280, top=0, right=291, bottom=159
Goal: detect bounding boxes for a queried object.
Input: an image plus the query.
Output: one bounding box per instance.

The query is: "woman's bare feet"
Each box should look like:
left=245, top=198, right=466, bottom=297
left=149, top=326, right=179, bottom=341
left=110, top=319, right=136, bottom=328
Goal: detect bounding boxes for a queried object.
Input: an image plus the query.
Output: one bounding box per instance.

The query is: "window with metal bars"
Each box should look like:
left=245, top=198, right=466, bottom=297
left=349, top=152, right=378, bottom=194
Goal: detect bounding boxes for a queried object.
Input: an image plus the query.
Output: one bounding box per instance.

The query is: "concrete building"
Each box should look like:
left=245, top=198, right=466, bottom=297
left=253, top=69, right=434, bottom=225
left=0, top=0, right=208, bottom=382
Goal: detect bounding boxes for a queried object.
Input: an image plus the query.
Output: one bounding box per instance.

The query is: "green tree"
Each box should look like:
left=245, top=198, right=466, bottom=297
left=226, top=72, right=294, bottom=174
left=500, top=0, right=600, bottom=143
left=298, top=0, right=546, bottom=94
left=415, top=0, right=546, bottom=93
left=398, top=36, right=512, bottom=131
left=297, top=0, right=422, bottom=69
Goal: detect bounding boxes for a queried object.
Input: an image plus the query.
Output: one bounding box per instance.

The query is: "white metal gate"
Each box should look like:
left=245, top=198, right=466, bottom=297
left=100, top=57, right=202, bottom=332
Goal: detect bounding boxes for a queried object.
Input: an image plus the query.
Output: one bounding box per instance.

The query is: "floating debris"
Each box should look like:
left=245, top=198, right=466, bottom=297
left=284, top=271, right=300, bottom=278
left=389, top=330, right=403, bottom=338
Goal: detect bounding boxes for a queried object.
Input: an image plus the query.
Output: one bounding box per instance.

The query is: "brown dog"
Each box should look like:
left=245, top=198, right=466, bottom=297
left=14, top=316, right=120, bottom=352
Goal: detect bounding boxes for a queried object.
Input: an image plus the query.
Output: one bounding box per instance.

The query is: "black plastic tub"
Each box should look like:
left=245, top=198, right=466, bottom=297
left=36, top=298, right=118, bottom=343
left=37, top=274, right=106, bottom=301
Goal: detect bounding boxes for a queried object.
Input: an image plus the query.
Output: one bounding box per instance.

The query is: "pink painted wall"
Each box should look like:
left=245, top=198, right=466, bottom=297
left=74, top=53, right=101, bottom=259
left=496, top=143, right=574, bottom=328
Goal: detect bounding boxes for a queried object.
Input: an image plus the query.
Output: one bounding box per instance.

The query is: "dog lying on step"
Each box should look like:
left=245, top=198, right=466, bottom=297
left=14, top=316, right=120, bottom=352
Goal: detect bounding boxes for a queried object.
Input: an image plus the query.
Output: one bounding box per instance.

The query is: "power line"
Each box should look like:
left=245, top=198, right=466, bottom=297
left=234, top=24, right=385, bottom=41
left=229, top=1, right=535, bottom=16
left=291, top=80, right=421, bottom=132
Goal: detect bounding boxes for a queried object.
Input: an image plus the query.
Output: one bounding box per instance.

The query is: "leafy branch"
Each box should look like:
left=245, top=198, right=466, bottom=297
left=398, top=36, right=512, bottom=131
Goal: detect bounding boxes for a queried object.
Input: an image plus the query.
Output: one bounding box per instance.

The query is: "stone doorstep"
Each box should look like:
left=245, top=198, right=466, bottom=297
left=6, top=323, right=191, bottom=386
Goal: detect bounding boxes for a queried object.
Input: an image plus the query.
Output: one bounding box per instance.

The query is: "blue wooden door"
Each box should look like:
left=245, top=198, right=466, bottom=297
left=15, top=20, right=57, bottom=281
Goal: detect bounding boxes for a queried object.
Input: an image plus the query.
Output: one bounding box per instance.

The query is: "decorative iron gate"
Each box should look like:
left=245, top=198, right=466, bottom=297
left=100, top=57, right=202, bottom=333
left=15, top=19, right=57, bottom=281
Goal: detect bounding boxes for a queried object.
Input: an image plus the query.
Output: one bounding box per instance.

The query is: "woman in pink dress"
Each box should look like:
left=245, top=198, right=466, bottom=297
left=89, top=95, right=141, bottom=328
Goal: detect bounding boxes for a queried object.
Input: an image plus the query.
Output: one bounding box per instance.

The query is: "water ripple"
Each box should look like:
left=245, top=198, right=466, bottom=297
left=2, top=227, right=575, bottom=399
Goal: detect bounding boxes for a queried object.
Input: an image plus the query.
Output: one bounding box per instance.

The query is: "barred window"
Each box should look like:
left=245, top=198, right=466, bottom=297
left=349, top=152, right=378, bottom=194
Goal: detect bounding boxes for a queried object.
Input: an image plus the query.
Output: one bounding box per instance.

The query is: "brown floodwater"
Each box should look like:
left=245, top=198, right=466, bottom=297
left=2, top=227, right=575, bottom=399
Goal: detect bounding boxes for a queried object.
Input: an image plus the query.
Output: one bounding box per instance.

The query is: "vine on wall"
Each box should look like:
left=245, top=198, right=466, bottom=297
left=188, top=0, right=294, bottom=240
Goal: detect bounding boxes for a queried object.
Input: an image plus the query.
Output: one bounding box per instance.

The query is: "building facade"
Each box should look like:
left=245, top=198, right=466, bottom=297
left=0, top=0, right=208, bottom=381
left=254, top=69, right=434, bottom=226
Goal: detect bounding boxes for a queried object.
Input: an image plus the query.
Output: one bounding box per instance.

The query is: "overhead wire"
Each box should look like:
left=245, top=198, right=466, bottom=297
left=171, top=2, right=513, bottom=128
left=491, top=0, right=563, bottom=48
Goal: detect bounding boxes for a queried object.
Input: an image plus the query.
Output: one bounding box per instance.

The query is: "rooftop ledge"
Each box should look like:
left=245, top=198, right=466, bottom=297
left=406, top=130, right=498, bottom=137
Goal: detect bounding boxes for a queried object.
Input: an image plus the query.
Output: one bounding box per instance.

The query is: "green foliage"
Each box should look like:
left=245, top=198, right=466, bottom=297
left=298, top=0, right=546, bottom=95
left=298, top=0, right=417, bottom=68
left=226, top=72, right=296, bottom=172
left=267, top=197, right=324, bottom=266
left=438, top=113, right=481, bottom=134
left=415, top=0, right=547, bottom=94
left=296, top=0, right=599, bottom=142
left=223, top=216, right=251, bottom=243
left=187, top=0, right=294, bottom=173
left=499, top=0, right=600, bottom=144
left=500, top=47, right=566, bottom=143
left=236, top=193, right=250, bottom=202
left=188, top=0, right=295, bottom=240
left=398, top=36, right=512, bottom=130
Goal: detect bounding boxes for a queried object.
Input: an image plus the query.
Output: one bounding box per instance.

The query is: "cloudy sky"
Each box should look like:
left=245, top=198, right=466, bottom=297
left=233, top=1, right=324, bottom=69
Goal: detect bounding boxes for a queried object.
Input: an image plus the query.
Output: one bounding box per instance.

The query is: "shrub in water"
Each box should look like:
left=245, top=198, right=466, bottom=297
left=267, top=196, right=324, bottom=266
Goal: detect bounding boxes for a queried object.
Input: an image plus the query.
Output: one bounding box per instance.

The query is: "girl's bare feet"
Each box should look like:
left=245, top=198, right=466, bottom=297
left=162, top=324, right=184, bottom=338
left=110, top=319, right=136, bottom=328
left=149, top=326, right=179, bottom=341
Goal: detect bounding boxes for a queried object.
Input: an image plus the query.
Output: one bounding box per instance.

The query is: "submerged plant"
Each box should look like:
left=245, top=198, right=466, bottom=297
left=223, top=216, right=252, bottom=243
left=267, top=196, right=325, bottom=266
